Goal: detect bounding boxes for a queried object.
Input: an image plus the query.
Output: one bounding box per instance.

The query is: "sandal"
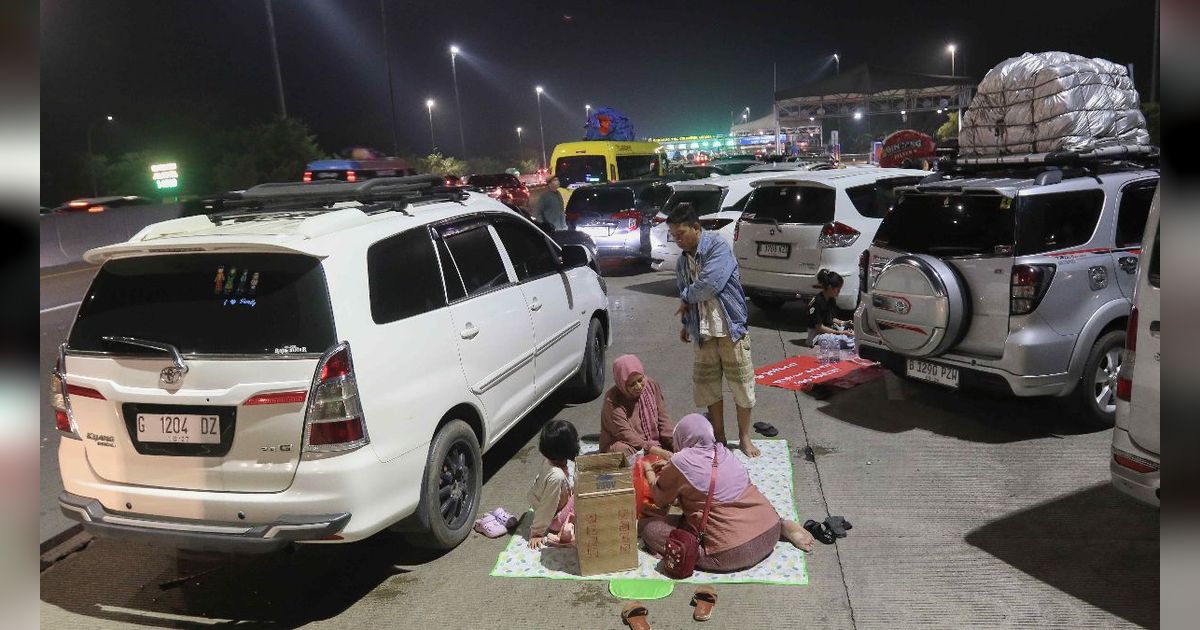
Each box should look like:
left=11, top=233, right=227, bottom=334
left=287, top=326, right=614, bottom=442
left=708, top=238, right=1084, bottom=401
left=691, top=586, right=718, bottom=622
left=491, top=507, right=519, bottom=530
left=804, top=519, right=836, bottom=545
left=472, top=513, right=507, bottom=539
left=754, top=423, right=778, bottom=437
left=621, top=601, right=651, bottom=630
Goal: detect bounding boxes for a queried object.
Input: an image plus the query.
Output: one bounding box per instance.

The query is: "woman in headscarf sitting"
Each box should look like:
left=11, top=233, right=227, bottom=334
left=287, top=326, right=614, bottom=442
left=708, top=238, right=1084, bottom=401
left=600, top=354, right=675, bottom=459
left=639, top=414, right=815, bottom=572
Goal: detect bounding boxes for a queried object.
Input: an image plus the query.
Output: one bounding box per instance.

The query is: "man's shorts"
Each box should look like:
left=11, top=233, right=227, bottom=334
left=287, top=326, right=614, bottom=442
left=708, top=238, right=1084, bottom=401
left=693, top=334, right=756, bottom=409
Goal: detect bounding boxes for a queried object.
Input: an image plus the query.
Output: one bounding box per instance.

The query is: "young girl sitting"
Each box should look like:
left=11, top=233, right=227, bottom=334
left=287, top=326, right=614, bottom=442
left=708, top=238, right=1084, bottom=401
left=527, top=419, right=581, bottom=549
left=806, top=270, right=856, bottom=349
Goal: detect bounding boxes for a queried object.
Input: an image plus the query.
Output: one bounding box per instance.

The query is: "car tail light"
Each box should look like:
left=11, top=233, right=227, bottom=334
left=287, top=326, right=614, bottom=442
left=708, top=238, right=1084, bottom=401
left=734, top=213, right=752, bottom=242
left=1117, top=307, right=1137, bottom=401
left=87, top=206, right=105, bottom=213
left=817, top=222, right=860, bottom=248
left=49, top=347, right=82, bottom=439
left=68, top=200, right=88, bottom=208
left=1010, top=264, right=1056, bottom=315
left=859, top=249, right=870, bottom=294
left=303, top=171, right=313, bottom=183
left=345, top=170, right=357, bottom=183
left=303, top=343, right=368, bottom=453
left=1112, top=447, right=1158, bottom=473
left=245, top=390, right=308, bottom=406
left=612, top=210, right=640, bottom=231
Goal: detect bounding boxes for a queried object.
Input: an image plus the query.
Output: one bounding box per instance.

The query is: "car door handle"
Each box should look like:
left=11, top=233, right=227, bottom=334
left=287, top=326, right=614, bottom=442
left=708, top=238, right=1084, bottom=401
left=529, top=298, right=542, bottom=312
left=459, top=324, right=480, bottom=340
left=1150, top=320, right=1160, bottom=337
left=1118, top=256, right=1138, bottom=273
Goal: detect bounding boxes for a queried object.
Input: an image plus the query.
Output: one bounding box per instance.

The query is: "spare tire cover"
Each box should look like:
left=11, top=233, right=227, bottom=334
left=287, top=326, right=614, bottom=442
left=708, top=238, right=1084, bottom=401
left=868, top=254, right=967, bottom=357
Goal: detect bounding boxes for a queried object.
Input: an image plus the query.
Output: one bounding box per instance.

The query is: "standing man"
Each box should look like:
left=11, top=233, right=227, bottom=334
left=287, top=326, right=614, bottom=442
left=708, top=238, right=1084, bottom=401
left=533, top=174, right=566, bottom=230
left=667, top=202, right=759, bottom=458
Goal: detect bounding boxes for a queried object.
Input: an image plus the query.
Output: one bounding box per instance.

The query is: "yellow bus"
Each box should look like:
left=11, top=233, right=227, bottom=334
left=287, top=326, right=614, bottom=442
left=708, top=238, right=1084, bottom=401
left=550, top=140, right=666, bottom=202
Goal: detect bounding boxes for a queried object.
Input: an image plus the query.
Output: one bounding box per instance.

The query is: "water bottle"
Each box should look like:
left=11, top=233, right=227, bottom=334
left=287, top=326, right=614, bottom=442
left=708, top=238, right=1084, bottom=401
left=819, top=336, right=837, bottom=365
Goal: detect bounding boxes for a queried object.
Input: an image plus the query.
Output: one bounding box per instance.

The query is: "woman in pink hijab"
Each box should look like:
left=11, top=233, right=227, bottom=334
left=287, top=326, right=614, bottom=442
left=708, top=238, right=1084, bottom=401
left=639, top=413, right=814, bottom=572
left=600, top=354, right=675, bottom=459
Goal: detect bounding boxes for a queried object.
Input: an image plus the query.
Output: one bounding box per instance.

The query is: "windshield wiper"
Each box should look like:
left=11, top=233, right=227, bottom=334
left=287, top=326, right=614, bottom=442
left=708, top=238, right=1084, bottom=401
left=102, top=336, right=189, bottom=378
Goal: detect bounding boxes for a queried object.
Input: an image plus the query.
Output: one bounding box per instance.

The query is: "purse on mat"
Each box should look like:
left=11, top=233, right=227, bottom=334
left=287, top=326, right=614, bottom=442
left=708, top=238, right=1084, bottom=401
left=662, top=446, right=719, bottom=579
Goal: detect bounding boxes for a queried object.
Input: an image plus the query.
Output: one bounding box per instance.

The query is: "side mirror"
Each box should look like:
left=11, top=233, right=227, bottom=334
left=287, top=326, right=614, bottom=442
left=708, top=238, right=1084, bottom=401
left=561, top=244, right=590, bottom=269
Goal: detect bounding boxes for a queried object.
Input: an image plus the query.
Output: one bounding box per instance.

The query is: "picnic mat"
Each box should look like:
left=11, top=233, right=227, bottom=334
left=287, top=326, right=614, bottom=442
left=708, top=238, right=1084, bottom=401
left=755, top=354, right=885, bottom=392
left=489, top=439, right=808, bottom=586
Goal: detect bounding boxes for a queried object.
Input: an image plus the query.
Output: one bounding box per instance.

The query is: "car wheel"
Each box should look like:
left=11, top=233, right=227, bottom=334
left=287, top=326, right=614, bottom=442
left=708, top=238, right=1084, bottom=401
left=751, top=296, right=785, bottom=311
left=567, top=317, right=605, bottom=401
left=1074, top=329, right=1125, bottom=427
left=408, top=419, right=482, bottom=550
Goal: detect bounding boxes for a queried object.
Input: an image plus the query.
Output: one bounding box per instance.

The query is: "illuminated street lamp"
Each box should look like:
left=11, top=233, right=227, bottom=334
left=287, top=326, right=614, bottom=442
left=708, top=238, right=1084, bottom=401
left=947, top=43, right=957, bottom=76
left=833, top=53, right=840, bottom=75
left=853, top=111, right=863, bottom=120
left=535, top=86, right=547, bottom=169
left=425, top=99, right=436, bottom=152
left=516, top=126, right=523, bottom=161
left=585, top=104, right=591, bottom=121
left=449, top=45, right=466, bottom=155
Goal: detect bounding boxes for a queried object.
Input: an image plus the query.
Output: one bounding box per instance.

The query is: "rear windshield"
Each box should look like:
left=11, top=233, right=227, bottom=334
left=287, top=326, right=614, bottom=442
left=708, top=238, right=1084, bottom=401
left=467, top=174, right=517, bottom=188
left=616, top=155, right=659, bottom=179
left=743, top=186, right=835, bottom=224
left=875, top=193, right=1015, bottom=256
left=661, top=189, right=724, bottom=217
left=69, top=253, right=336, bottom=356
left=846, top=176, right=924, bottom=219
left=565, top=188, right=635, bottom=215
left=555, top=156, right=608, bottom=186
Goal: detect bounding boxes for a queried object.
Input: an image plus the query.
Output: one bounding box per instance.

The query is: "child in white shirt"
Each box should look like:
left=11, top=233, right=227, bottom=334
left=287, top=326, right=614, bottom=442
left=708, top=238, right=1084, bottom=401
left=527, top=419, right=580, bottom=549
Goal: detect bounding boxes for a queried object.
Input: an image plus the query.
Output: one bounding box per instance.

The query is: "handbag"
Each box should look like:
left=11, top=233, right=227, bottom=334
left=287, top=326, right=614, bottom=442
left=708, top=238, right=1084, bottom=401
left=662, top=446, right=719, bottom=579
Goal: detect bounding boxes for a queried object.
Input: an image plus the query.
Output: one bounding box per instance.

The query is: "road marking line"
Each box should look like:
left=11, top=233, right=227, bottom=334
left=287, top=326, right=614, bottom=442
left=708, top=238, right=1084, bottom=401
left=40, top=267, right=96, bottom=280
left=40, top=301, right=81, bottom=314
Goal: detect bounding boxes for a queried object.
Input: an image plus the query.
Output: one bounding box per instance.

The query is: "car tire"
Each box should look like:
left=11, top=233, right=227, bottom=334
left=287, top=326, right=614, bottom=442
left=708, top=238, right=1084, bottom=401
left=407, top=420, right=482, bottom=550
left=1073, top=329, right=1125, bottom=428
left=567, top=317, right=605, bottom=402
left=751, top=296, right=785, bottom=311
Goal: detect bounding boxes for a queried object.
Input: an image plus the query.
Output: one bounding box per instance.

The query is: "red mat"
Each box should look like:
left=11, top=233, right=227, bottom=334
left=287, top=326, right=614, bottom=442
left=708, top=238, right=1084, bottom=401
left=755, top=354, right=885, bottom=392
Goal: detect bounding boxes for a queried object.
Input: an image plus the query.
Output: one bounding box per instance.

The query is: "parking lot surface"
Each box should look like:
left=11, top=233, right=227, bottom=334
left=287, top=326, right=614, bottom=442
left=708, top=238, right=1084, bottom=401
left=40, top=266, right=1158, bottom=628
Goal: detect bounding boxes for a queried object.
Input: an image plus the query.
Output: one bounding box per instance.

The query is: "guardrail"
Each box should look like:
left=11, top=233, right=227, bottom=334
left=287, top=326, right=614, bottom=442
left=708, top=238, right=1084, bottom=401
left=39, top=204, right=183, bottom=268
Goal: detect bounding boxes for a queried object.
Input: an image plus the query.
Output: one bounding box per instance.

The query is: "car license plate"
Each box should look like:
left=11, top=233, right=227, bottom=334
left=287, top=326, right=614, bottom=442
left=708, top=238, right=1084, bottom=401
left=757, top=242, right=790, bottom=258
left=906, top=359, right=959, bottom=388
left=136, top=414, right=221, bottom=444
left=582, top=226, right=611, bottom=238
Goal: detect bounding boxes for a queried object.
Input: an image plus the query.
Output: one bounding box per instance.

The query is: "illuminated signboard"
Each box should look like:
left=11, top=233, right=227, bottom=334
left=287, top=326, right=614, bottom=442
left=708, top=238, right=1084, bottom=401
left=150, top=162, right=179, bottom=190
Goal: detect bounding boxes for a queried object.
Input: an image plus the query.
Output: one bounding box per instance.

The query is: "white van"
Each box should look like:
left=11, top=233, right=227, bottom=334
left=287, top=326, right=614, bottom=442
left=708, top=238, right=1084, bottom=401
left=1111, top=189, right=1160, bottom=506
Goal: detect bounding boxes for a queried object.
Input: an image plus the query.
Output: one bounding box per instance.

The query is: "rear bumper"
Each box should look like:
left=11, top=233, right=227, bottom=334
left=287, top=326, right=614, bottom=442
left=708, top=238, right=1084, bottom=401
left=60, top=491, right=350, bottom=554
left=1110, top=428, right=1160, bottom=507
left=740, top=267, right=858, bottom=310
left=856, top=341, right=1069, bottom=397
left=586, top=229, right=646, bottom=259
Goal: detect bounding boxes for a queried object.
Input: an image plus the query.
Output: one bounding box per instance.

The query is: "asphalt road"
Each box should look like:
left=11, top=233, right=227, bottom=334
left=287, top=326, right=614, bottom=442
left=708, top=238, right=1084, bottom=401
left=39, top=265, right=1159, bottom=629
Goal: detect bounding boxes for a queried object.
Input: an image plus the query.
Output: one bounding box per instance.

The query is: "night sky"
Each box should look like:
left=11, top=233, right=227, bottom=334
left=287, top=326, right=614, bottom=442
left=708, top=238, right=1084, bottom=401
left=41, top=0, right=1156, bottom=198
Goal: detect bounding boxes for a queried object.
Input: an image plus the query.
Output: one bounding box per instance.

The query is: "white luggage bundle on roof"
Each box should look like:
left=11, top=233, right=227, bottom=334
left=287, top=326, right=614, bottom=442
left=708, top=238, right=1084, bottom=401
left=959, top=51, right=1149, bottom=157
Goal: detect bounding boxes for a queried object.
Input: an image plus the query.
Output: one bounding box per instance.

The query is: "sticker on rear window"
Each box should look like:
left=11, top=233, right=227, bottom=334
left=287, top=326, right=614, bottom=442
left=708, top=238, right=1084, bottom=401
left=274, top=345, right=308, bottom=355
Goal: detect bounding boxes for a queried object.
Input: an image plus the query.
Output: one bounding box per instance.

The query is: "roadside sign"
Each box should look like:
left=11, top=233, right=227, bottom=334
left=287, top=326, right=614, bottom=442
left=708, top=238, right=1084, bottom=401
left=150, top=162, right=179, bottom=190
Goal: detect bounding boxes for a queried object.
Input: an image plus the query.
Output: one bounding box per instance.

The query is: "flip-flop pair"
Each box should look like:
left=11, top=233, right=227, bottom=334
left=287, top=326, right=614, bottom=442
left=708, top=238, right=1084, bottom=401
left=804, top=519, right=837, bottom=545
left=473, top=507, right=519, bottom=538
left=621, top=587, right=718, bottom=627
left=752, top=421, right=778, bottom=437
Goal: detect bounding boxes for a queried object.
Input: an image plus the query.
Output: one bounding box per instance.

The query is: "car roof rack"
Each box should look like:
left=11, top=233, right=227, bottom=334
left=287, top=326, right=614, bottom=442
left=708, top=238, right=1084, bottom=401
left=938, top=144, right=1158, bottom=174
left=187, top=175, right=467, bottom=217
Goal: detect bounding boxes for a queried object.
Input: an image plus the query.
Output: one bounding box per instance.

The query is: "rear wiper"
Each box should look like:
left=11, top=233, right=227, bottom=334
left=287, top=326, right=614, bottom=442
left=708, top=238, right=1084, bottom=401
left=101, top=336, right=189, bottom=380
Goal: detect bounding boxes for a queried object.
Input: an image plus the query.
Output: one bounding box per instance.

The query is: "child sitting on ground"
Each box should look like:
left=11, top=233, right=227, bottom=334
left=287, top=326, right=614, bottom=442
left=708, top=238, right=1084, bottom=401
left=806, top=270, right=856, bottom=350
left=527, top=419, right=581, bottom=549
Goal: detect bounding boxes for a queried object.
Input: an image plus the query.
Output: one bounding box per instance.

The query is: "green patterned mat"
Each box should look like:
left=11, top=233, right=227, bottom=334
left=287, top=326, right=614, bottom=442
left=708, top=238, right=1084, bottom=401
left=489, top=439, right=808, bottom=586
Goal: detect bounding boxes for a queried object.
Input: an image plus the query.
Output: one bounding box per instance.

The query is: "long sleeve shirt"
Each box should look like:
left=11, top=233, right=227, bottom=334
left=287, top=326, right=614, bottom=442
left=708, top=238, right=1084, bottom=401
left=527, top=461, right=571, bottom=536
left=598, top=378, right=674, bottom=456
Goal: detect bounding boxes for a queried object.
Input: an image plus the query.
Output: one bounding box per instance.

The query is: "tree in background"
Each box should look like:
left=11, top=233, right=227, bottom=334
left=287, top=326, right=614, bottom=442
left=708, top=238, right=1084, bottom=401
left=466, top=155, right=507, bottom=175
left=212, top=118, right=323, bottom=191
left=517, top=158, right=539, bottom=175
left=936, top=111, right=960, bottom=141
left=419, top=152, right=469, bottom=176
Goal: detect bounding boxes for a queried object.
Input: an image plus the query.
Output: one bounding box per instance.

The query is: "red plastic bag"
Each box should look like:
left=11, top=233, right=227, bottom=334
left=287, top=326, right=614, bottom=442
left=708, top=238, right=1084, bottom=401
left=631, top=454, right=662, bottom=518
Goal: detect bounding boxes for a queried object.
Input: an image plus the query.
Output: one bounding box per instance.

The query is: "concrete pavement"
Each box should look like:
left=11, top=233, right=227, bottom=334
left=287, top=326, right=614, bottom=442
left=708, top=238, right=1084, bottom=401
left=39, top=266, right=1158, bottom=628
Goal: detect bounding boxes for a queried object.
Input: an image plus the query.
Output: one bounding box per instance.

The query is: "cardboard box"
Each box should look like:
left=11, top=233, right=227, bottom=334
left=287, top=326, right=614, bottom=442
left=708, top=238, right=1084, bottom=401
left=573, top=451, right=638, bottom=576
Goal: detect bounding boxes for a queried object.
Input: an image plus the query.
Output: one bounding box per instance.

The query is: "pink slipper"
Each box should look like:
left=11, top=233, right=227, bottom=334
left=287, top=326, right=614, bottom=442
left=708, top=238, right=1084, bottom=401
left=491, top=507, right=519, bottom=530
left=473, top=513, right=507, bottom=538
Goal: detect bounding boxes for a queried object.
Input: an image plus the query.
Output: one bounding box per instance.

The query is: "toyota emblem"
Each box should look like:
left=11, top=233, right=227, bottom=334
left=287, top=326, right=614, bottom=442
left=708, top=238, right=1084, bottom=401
left=160, top=366, right=185, bottom=385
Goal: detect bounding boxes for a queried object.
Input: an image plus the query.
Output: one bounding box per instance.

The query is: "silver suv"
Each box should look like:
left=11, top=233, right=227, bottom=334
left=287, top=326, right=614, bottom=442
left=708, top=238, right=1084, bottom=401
left=855, top=154, right=1158, bottom=425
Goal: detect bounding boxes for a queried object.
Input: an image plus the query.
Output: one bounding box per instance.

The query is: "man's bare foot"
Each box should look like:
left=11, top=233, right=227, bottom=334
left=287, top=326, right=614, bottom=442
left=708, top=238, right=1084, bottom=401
left=738, top=435, right=761, bottom=458
left=714, top=433, right=728, bottom=446
left=781, top=520, right=815, bottom=552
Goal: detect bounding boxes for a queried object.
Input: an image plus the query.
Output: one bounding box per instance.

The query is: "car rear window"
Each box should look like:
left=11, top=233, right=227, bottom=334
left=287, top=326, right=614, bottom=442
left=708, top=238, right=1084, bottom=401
left=875, top=193, right=1015, bottom=256
left=1015, top=190, right=1104, bottom=255
left=616, top=155, right=660, bottom=179
left=661, top=189, right=723, bottom=217
left=69, top=253, right=335, bottom=356
left=555, top=156, right=608, bottom=186
left=743, top=185, right=835, bottom=224
left=565, top=188, right=636, bottom=216
left=846, top=176, right=924, bottom=219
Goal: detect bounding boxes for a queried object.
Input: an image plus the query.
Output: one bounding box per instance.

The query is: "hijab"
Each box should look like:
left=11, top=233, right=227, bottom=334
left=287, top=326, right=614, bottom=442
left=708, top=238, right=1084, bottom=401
left=669, top=413, right=751, bottom=503
left=612, top=354, right=661, bottom=447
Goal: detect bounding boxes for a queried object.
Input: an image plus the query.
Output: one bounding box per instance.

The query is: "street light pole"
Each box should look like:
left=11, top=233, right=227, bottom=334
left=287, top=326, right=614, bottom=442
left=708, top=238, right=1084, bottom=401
left=536, top=86, right=547, bottom=170
left=380, top=0, right=399, bottom=155
left=264, top=0, right=288, bottom=119
left=86, top=115, right=114, bottom=197
left=834, top=53, right=840, bottom=75
left=449, top=45, right=466, bottom=156
left=585, top=104, right=591, bottom=123
left=516, top=127, right=523, bottom=162
left=947, top=44, right=957, bottom=76
left=426, top=99, right=436, bottom=152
